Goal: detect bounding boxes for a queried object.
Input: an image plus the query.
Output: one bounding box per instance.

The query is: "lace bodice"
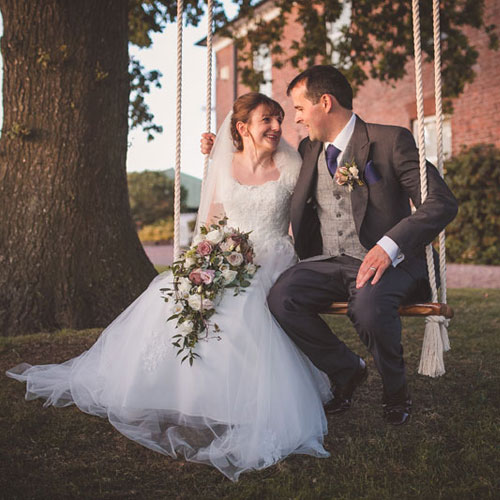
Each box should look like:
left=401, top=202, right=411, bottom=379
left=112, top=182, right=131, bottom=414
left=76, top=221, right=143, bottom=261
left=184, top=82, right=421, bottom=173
left=220, top=147, right=302, bottom=249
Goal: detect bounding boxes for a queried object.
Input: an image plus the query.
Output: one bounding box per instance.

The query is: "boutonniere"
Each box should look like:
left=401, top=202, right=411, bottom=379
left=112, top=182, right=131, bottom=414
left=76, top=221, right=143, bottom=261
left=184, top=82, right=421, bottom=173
left=335, top=160, right=364, bottom=192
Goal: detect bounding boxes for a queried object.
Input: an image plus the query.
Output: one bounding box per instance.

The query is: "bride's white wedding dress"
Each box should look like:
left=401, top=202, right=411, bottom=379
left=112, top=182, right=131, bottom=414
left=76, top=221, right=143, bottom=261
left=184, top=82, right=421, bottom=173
left=6, top=143, right=332, bottom=481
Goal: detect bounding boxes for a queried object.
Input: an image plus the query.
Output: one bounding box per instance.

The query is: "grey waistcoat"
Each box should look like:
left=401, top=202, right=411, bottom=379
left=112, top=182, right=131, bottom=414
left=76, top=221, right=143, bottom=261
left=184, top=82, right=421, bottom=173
left=315, top=150, right=367, bottom=261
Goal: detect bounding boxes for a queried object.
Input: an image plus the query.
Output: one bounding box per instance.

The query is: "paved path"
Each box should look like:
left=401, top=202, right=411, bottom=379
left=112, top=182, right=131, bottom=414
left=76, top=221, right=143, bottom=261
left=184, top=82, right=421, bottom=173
left=144, top=244, right=173, bottom=267
left=143, top=245, right=500, bottom=289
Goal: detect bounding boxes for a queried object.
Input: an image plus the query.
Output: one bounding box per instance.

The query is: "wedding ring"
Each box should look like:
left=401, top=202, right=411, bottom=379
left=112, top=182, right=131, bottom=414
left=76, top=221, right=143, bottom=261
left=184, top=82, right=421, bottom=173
left=369, top=266, right=377, bottom=272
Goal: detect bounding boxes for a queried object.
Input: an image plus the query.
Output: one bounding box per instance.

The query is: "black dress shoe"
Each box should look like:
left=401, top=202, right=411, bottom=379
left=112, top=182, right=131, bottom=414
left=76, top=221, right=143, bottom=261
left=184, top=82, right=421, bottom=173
left=324, top=361, right=368, bottom=415
left=382, top=390, right=412, bottom=426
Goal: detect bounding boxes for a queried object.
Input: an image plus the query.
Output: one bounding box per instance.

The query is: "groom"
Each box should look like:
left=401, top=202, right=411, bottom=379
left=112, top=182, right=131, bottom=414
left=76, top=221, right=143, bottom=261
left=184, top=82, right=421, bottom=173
left=267, top=65, right=458, bottom=425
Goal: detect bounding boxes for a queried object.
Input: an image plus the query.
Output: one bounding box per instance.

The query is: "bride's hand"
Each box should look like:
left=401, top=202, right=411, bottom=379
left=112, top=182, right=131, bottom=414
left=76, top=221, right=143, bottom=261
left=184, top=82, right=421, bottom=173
left=201, top=133, right=216, bottom=155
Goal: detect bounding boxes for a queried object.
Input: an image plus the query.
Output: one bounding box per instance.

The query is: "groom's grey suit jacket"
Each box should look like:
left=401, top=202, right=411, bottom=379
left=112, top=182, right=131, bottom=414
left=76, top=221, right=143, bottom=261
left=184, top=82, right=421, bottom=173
left=290, top=116, right=458, bottom=277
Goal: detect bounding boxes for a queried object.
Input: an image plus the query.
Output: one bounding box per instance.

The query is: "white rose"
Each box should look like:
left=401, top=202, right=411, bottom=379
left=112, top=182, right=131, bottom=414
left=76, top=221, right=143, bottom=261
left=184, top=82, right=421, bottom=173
left=349, top=166, right=359, bottom=177
left=188, top=294, right=203, bottom=311
left=245, top=263, right=257, bottom=276
left=206, top=229, right=224, bottom=244
left=192, top=233, right=205, bottom=245
left=221, top=269, right=237, bottom=284
left=177, top=277, right=192, bottom=294
left=219, top=263, right=230, bottom=272
left=227, top=252, right=244, bottom=267
left=184, top=256, right=196, bottom=268
left=202, top=298, right=215, bottom=310
left=178, top=320, right=194, bottom=335
left=172, top=303, right=184, bottom=314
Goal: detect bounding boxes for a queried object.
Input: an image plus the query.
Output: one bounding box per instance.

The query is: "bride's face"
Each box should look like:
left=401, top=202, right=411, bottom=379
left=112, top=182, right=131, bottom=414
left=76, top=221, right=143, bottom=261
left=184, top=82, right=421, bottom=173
left=241, top=104, right=283, bottom=153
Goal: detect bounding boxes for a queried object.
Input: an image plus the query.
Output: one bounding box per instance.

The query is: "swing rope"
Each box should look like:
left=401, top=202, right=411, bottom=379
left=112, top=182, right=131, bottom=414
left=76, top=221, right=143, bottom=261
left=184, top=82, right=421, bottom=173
left=412, top=0, right=450, bottom=377
left=173, top=0, right=184, bottom=262
left=202, top=0, right=214, bottom=191
left=173, top=0, right=213, bottom=261
left=433, top=0, right=449, bottom=319
left=433, top=0, right=451, bottom=356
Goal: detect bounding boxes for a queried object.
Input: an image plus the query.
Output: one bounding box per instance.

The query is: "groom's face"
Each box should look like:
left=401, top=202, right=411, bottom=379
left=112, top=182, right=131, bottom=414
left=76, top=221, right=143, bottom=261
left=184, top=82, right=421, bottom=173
left=290, top=82, right=328, bottom=142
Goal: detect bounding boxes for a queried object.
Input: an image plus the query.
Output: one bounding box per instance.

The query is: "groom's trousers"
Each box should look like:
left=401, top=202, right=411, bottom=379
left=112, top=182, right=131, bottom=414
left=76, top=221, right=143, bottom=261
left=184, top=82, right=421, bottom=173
left=268, top=255, right=429, bottom=397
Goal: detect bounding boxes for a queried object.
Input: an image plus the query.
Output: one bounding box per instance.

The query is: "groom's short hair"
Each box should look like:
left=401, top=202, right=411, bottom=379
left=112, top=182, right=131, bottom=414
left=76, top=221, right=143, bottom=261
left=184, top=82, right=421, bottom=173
left=287, top=65, right=353, bottom=110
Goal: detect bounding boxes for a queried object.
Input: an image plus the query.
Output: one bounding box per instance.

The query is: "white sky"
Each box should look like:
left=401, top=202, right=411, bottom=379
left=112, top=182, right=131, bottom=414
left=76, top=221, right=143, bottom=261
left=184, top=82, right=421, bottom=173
left=127, top=22, right=212, bottom=179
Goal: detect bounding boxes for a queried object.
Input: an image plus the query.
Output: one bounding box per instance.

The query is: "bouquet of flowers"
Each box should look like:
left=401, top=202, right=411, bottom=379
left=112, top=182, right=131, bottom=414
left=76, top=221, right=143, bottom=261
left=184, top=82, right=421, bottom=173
left=160, top=217, right=258, bottom=365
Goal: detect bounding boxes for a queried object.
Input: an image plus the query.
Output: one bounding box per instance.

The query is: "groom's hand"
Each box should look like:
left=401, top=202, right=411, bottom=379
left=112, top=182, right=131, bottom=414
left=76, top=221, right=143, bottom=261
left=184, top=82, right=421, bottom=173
left=356, top=245, right=391, bottom=288
left=200, top=133, right=216, bottom=155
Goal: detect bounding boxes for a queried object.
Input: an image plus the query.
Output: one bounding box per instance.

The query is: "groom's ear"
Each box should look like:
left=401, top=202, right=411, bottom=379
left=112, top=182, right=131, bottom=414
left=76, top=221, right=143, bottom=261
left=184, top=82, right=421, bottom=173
left=320, top=94, right=336, bottom=113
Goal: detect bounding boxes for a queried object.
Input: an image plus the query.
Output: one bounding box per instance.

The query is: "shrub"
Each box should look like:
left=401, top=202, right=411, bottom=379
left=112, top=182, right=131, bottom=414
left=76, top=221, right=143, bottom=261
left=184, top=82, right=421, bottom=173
left=138, top=218, right=174, bottom=244
left=187, top=218, right=197, bottom=233
left=128, top=171, right=187, bottom=227
left=444, top=144, right=500, bottom=265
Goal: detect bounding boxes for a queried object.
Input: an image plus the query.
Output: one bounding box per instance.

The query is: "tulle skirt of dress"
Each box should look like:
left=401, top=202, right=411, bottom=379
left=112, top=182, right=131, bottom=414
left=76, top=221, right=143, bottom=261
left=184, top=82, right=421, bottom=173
left=6, top=238, right=332, bottom=481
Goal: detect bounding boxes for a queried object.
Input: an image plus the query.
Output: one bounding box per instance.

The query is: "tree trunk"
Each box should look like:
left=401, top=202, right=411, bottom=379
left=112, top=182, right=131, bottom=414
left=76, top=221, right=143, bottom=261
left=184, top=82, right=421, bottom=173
left=0, top=0, right=158, bottom=336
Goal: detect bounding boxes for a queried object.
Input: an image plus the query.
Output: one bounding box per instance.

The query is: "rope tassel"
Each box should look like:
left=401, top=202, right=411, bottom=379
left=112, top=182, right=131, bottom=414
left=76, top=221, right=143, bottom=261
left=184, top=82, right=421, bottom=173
left=418, top=316, right=446, bottom=377
left=440, top=318, right=451, bottom=352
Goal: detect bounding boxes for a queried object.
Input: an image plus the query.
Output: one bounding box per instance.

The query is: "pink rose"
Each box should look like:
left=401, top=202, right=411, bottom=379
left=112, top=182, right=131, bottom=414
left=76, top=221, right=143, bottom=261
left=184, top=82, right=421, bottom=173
left=227, top=252, right=244, bottom=267
left=189, top=268, right=203, bottom=285
left=335, top=166, right=349, bottom=186
left=200, top=269, right=215, bottom=285
left=219, top=240, right=232, bottom=252
left=197, top=240, right=213, bottom=256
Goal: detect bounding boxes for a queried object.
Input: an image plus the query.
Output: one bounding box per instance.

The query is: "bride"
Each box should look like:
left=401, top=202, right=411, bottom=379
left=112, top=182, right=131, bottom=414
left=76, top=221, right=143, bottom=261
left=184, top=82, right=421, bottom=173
left=6, top=92, right=332, bottom=481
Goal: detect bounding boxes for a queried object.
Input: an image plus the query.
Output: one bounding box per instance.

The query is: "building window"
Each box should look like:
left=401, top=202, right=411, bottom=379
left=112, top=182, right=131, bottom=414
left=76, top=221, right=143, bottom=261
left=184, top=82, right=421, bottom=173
left=412, top=115, right=452, bottom=166
left=326, top=0, right=352, bottom=66
left=253, top=44, right=272, bottom=96
left=219, top=65, right=230, bottom=81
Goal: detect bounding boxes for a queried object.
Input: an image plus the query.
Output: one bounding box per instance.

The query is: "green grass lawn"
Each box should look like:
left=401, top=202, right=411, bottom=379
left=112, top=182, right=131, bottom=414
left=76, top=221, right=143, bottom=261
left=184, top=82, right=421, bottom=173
left=1, top=289, right=498, bottom=499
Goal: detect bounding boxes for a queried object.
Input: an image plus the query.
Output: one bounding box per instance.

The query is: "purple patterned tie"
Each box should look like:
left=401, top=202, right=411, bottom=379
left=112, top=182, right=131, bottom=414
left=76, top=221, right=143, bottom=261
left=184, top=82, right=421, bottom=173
left=325, top=144, right=341, bottom=177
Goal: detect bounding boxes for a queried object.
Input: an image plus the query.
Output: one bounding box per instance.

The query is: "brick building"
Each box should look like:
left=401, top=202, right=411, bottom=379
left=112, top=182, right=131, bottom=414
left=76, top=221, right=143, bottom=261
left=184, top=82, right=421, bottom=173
left=208, top=0, right=499, bottom=162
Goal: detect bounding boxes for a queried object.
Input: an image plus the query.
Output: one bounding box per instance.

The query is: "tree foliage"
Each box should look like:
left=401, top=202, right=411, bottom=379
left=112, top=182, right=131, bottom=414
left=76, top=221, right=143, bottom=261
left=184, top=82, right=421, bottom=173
left=127, top=170, right=187, bottom=226
left=224, top=0, right=498, bottom=109
left=129, top=0, right=497, bottom=136
left=445, top=144, right=500, bottom=265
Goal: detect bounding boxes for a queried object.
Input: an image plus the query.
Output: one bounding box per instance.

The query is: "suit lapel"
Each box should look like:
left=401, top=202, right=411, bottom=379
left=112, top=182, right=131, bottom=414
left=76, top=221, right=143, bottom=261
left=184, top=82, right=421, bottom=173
left=344, top=117, right=371, bottom=235
left=291, top=140, right=322, bottom=238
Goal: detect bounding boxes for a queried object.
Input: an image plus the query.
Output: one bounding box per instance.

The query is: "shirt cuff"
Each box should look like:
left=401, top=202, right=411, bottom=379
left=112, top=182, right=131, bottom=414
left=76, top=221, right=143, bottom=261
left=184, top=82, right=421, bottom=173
left=377, top=236, right=405, bottom=267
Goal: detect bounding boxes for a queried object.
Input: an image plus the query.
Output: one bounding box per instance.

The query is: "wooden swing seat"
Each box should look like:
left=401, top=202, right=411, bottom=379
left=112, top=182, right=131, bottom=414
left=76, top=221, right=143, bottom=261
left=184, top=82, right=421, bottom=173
left=324, top=302, right=454, bottom=319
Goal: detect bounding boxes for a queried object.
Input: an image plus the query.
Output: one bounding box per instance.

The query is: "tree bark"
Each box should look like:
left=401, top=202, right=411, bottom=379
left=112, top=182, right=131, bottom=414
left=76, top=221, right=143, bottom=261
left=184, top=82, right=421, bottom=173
left=0, top=0, right=158, bottom=336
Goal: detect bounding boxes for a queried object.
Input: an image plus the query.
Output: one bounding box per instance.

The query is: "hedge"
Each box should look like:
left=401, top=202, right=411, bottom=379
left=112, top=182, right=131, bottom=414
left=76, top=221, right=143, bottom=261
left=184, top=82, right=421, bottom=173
left=444, top=144, right=500, bottom=265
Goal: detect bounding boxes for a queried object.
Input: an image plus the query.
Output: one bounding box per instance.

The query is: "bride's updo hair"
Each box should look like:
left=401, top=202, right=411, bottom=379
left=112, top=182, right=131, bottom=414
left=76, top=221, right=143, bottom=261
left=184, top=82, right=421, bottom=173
left=231, top=92, right=284, bottom=151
